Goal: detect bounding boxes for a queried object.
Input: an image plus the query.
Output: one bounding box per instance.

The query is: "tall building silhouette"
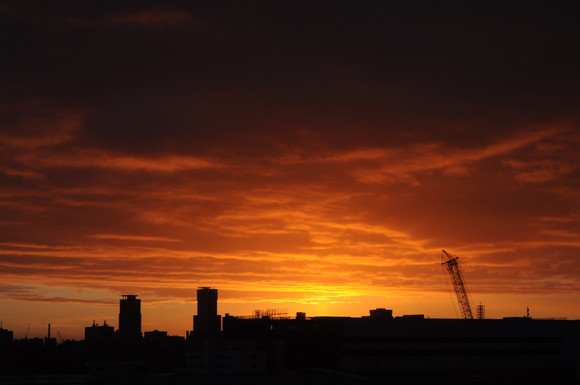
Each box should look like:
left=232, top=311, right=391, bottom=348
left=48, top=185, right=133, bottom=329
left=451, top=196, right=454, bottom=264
left=193, top=287, right=221, bottom=334
left=118, top=295, right=141, bottom=339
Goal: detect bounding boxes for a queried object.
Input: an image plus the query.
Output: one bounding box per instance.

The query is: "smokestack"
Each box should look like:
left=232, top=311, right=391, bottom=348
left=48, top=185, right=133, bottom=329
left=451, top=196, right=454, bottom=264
left=48, top=323, right=51, bottom=339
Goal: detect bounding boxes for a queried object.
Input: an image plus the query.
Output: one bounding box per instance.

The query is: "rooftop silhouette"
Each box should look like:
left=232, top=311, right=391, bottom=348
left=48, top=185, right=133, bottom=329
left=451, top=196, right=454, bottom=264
left=0, top=289, right=579, bottom=384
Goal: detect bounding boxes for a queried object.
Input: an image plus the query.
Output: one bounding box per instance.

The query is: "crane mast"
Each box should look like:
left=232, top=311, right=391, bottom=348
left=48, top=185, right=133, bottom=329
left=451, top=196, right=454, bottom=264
left=441, top=250, right=474, bottom=319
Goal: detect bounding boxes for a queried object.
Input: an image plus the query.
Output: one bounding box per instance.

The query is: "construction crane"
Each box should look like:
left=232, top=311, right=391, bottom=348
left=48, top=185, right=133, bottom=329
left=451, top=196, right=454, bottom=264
left=441, top=250, right=474, bottom=319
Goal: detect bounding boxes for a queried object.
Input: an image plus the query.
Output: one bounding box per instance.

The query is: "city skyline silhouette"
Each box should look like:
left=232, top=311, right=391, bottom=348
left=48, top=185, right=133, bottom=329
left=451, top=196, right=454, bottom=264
left=1, top=287, right=579, bottom=384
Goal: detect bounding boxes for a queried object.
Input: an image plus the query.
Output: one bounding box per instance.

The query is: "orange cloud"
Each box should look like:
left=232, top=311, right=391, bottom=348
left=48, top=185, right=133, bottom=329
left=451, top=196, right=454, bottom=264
left=326, top=127, right=562, bottom=183
left=90, top=234, right=182, bottom=242
left=14, top=149, right=220, bottom=172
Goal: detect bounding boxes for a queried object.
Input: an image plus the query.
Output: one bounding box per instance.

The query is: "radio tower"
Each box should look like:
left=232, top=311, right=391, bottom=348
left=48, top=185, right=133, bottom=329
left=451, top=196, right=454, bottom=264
left=441, top=250, right=474, bottom=319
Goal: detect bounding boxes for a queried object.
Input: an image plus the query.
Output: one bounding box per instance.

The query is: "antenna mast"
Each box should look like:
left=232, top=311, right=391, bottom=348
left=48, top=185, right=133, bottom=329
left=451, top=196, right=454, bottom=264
left=441, top=250, right=474, bottom=319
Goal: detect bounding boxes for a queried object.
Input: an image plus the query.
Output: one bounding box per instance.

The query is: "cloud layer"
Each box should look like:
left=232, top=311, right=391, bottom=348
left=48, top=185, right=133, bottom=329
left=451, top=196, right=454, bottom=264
left=1, top=1, right=579, bottom=337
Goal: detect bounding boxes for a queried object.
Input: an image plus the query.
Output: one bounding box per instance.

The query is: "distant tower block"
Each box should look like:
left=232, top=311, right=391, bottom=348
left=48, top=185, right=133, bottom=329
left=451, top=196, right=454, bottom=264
left=476, top=303, right=485, bottom=320
left=193, top=287, right=221, bottom=334
left=119, top=295, right=142, bottom=339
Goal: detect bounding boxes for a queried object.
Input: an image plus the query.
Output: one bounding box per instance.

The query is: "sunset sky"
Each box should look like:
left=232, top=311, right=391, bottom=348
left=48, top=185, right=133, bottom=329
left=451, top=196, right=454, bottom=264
left=1, top=1, right=579, bottom=339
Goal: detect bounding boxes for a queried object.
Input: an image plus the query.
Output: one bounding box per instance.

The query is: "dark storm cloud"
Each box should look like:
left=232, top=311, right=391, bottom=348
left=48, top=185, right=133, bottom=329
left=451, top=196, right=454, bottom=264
left=2, top=1, right=578, bottom=156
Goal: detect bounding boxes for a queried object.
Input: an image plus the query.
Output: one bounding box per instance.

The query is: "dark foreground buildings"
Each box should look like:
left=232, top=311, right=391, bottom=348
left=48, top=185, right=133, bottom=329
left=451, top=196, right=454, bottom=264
left=218, top=312, right=580, bottom=384
left=187, top=290, right=580, bottom=384
left=1, top=290, right=579, bottom=385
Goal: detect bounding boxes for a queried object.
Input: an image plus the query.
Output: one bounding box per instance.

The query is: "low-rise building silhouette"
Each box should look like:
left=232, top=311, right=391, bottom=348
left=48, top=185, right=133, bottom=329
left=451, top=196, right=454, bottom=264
left=367, top=308, right=393, bottom=319
left=85, top=320, right=114, bottom=343
left=0, top=325, right=13, bottom=347
left=144, top=329, right=167, bottom=340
